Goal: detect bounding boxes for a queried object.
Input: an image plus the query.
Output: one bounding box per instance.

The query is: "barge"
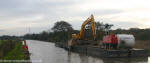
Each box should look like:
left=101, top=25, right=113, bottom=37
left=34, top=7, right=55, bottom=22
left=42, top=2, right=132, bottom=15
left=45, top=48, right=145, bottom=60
left=55, top=42, right=148, bottom=58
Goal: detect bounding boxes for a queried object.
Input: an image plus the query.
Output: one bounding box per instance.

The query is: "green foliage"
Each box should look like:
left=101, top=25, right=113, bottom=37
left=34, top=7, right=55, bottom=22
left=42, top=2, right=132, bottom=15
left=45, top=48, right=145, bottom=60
left=51, top=21, right=73, bottom=42
left=84, top=22, right=105, bottom=40
left=95, top=22, right=104, bottom=31
left=0, top=36, right=20, bottom=40
left=24, top=21, right=73, bottom=43
left=0, top=40, right=29, bottom=62
left=95, top=22, right=105, bottom=40
left=52, top=21, right=72, bottom=32
left=112, top=28, right=150, bottom=40
left=4, top=41, right=24, bottom=60
left=0, top=40, right=2, bottom=45
left=0, top=40, right=17, bottom=59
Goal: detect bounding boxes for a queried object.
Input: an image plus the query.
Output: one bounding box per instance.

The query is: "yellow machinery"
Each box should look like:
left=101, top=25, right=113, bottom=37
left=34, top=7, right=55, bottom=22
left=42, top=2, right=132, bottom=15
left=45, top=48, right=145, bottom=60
left=72, top=14, right=96, bottom=40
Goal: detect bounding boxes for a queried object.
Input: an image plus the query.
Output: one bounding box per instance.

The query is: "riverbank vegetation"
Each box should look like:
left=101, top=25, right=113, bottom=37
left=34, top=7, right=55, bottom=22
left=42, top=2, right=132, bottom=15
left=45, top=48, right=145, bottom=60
left=0, top=40, right=30, bottom=61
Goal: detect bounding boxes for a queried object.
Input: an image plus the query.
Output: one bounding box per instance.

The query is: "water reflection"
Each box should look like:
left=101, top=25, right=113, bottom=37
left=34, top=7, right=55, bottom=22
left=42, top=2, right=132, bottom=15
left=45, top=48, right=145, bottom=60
left=79, top=54, right=89, bottom=63
left=102, top=58, right=148, bottom=63
left=27, top=40, right=148, bottom=63
left=67, top=51, right=148, bottom=63
left=67, top=51, right=71, bottom=63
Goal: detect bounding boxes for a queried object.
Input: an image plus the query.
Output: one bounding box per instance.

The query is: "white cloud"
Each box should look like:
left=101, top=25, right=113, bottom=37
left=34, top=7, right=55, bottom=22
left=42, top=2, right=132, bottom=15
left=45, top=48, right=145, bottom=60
left=0, top=0, right=150, bottom=36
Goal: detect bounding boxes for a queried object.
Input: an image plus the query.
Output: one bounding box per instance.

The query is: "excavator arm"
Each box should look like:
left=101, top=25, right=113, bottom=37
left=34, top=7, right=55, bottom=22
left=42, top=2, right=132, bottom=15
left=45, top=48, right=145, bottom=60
left=90, top=15, right=96, bottom=40
left=72, top=14, right=96, bottom=40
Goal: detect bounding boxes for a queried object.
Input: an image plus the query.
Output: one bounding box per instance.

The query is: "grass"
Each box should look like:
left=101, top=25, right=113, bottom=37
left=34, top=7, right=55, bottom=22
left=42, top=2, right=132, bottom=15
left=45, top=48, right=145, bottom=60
left=4, top=41, right=24, bottom=60
left=0, top=40, right=12, bottom=45
left=0, top=40, right=30, bottom=63
left=0, top=40, right=2, bottom=45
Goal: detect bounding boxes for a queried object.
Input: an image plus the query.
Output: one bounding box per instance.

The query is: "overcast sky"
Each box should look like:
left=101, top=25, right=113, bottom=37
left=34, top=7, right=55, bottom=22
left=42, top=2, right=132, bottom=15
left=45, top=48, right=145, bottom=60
left=0, top=0, right=150, bottom=36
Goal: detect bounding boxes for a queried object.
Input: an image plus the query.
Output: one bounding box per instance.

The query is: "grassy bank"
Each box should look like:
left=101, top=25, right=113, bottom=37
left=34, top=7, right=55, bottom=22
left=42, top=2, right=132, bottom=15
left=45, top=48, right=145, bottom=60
left=0, top=40, right=3, bottom=45
left=0, top=40, right=30, bottom=61
left=4, top=41, right=28, bottom=60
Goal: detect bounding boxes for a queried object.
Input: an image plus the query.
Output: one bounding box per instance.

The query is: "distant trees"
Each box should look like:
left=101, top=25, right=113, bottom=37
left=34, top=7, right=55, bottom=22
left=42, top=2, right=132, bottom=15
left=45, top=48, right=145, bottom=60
left=85, top=22, right=106, bottom=40
left=112, top=28, right=150, bottom=40
left=22, top=20, right=150, bottom=43
left=23, top=21, right=73, bottom=43
left=0, top=35, right=20, bottom=40
left=95, top=22, right=105, bottom=40
left=39, top=31, right=49, bottom=41
left=1, top=20, right=150, bottom=43
left=52, top=21, right=73, bottom=32
left=95, top=22, right=104, bottom=31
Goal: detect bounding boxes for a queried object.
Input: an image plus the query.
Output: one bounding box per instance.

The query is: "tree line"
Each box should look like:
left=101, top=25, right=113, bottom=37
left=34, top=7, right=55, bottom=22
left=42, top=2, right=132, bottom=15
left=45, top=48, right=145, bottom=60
left=23, top=21, right=150, bottom=43
left=0, top=21, right=150, bottom=42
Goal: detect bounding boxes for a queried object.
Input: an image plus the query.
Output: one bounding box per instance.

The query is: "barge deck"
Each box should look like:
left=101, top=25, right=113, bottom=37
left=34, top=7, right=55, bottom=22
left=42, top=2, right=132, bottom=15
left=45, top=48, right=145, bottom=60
left=55, top=42, right=148, bottom=58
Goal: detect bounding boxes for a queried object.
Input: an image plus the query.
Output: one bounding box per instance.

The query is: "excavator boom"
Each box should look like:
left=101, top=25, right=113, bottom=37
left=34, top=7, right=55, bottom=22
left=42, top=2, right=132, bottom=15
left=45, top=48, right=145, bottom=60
left=72, top=14, right=96, bottom=40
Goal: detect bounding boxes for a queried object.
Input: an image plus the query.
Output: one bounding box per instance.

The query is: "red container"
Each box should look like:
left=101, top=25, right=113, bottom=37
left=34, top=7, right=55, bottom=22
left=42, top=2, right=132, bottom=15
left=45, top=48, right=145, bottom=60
left=102, top=34, right=118, bottom=44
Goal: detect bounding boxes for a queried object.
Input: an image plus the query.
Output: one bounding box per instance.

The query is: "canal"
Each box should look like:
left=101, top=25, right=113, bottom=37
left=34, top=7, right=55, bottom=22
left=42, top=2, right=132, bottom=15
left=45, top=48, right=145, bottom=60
left=26, top=40, right=149, bottom=63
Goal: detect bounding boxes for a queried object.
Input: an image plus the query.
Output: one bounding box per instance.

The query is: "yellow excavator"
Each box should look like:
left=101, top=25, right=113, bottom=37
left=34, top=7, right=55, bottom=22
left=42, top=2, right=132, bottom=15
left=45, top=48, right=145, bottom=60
left=69, top=14, right=97, bottom=46
left=72, top=14, right=96, bottom=40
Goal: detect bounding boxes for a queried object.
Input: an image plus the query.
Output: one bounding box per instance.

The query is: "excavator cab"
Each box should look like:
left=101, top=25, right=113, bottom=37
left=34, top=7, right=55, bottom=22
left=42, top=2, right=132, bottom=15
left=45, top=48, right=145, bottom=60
left=84, top=23, right=94, bottom=40
left=72, top=14, right=96, bottom=40
left=70, top=14, right=98, bottom=46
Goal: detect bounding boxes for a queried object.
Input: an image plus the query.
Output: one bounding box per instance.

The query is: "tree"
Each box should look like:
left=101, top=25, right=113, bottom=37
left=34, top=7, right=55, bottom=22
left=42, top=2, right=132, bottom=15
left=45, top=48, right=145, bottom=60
left=95, top=22, right=105, bottom=40
left=52, top=21, right=72, bottom=32
left=95, top=22, right=104, bottom=31
left=39, top=31, right=49, bottom=41
left=51, top=21, right=73, bottom=42
left=84, top=22, right=105, bottom=40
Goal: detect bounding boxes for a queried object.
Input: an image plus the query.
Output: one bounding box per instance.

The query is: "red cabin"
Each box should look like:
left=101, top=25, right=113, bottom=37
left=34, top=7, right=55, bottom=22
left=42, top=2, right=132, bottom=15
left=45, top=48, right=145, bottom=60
left=102, top=34, right=118, bottom=44
left=102, top=34, right=118, bottom=49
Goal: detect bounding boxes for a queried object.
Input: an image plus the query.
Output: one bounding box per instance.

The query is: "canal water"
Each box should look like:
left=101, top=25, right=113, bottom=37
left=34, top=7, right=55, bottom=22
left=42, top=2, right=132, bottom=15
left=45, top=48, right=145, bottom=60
left=26, top=40, right=149, bottom=63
